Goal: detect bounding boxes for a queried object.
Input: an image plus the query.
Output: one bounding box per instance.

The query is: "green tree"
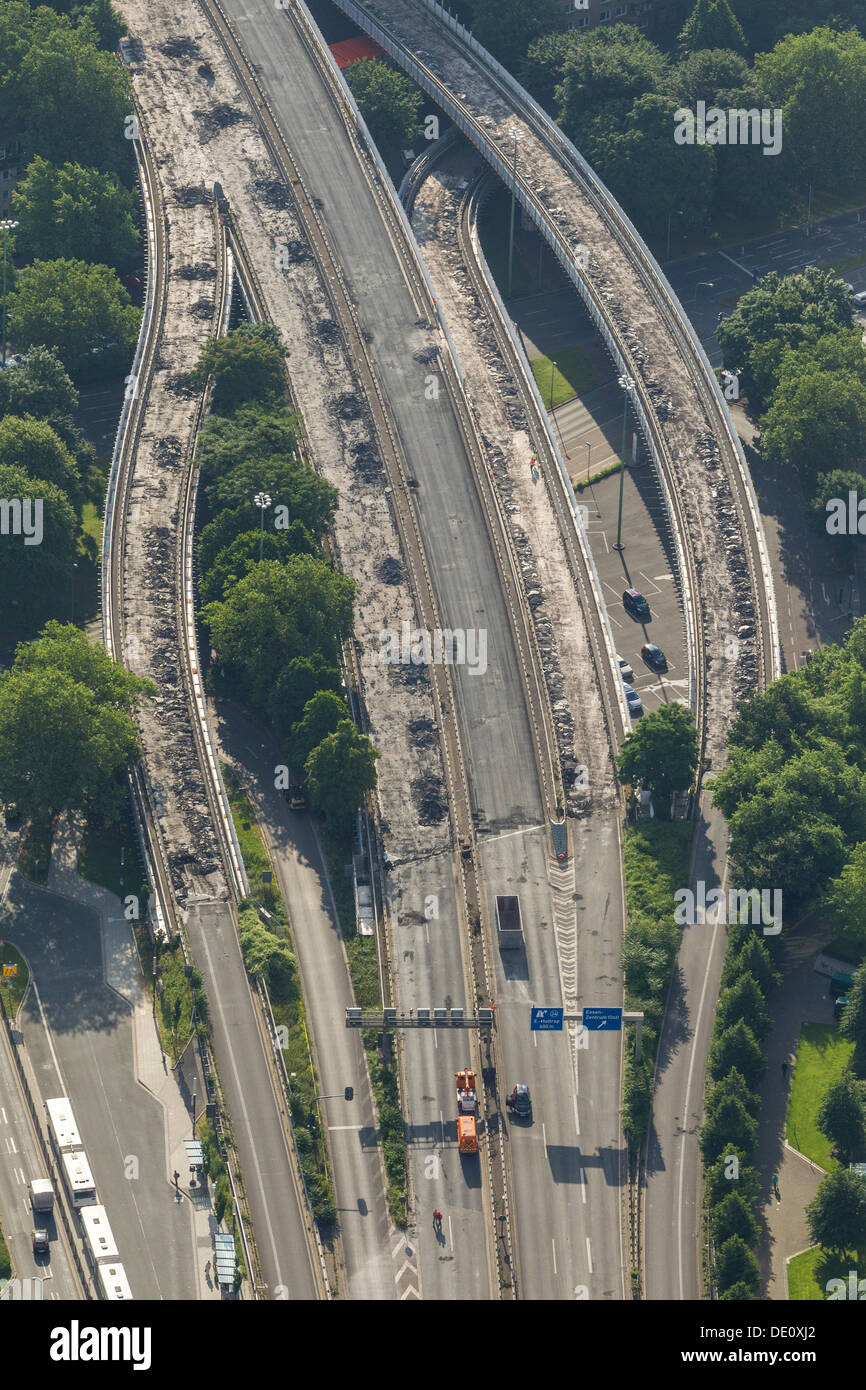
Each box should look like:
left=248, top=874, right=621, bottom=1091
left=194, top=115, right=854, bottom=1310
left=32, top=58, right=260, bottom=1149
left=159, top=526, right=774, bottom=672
left=468, top=0, right=564, bottom=72
left=760, top=367, right=866, bottom=493
left=290, top=689, right=350, bottom=769
left=717, top=268, right=854, bottom=411
left=598, top=92, right=715, bottom=240
left=711, top=1191, right=759, bottom=1249
left=556, top=25, right=670, bottom=143
left=266, top=654, right=344, bottom=741
left=714, top=1234, right=760, bottom=1294
left=521, top=30, right=581, bottom=110
left=708, top=1020, right=766, bottom=1089
left=237, top=907, right=299, bottom=1003
left=196, top=503, right=316, bottom=578
left=11, top=10, right=132, bottom=174
left=715, top=972, right=771, bottom=1041
left=12, top=157, right=139, bottom=268
left=806, top=1167, right=866, bottom=1255
left=0, top=465, right=78, bottom=631
left=840, top=962, right=866, bottom=1077
left=825, top=842, right=866, bottom=951
left=0, top=414, right=81, bottom=504
left=700, top=1094, right=759, bottom=1163
left=73, top=0, right=126, bottom=52
left=7, top=259, right=140, bottom=380
left=704, top=1149, right=760, bottom=1208
left=720, top=934, right=781, bottom=998
left=344, top=59, right=423, bottom=166
left=678, top=0, right=746, bottom=56
left=192, top=324, right=288, bottom=414
left=196, top=403, right=302, bottom=482
left=755, top=28, right=866, bottom=193
left=617, top=702, right=699, bottom=803
left=0, top=345, right=78, bottom=422
left=305, top=720, right=379, bottom=828
left=817, top=1071, right=866, bottom=1164
left=198, top=528, right=315, bottom=607
left=204, top=557, right=356, bottom=711
left=0, top=625, right=151, bottom=818
left=718, top=1281, right=757, bottom=1300
left=705, top=1067, right=759, bottom=1119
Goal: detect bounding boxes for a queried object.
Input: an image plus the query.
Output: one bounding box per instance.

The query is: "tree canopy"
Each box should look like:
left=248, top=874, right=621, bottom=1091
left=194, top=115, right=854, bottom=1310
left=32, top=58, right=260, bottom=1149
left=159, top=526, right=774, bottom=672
left=806, top=1167, right=866, bottom=1255
left=0, top=623, right=152, bottom=819
left=305, top=719, right=379, bottom=829
left=0, top=464, right=78, bottom=631
left=7, top=258, right=141, bottom=380
left=344, top=59, right=423, bottom=165
left=192, top=324, right=288, bottom=414
left=617, top=702, right=699, bottom=802
left=817, top=1071, right=866, bottom=1164
left=12, top=156, right=139, bottom=268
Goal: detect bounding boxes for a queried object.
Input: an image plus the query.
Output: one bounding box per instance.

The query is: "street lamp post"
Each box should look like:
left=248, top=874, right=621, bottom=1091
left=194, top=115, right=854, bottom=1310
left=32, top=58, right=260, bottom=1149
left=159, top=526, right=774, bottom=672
left=666, top=209, right=683, bottom=262
left=549, top=358, right=557, bottom=412
left=506, top=127, right=523, bottom=299
left=253, top=491, right=272, bottom=561
left=1, top=219, right=18, bottom=369
left=614, top=375, right=635, bottom=552
left=585, top=438, right=592, bottom=483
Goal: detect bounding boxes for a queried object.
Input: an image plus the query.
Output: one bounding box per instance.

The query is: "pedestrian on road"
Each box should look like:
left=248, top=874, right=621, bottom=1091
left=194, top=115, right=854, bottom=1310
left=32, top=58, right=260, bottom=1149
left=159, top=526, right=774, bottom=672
left=772, top=1174, right=779, bottom=1193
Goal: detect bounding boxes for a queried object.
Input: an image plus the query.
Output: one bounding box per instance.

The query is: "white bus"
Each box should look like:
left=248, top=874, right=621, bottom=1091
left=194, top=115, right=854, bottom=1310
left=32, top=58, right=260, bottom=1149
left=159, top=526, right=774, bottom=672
left=80, top=1205, right=118, bottom=1268
left=45, top=1097, right=82, bottom=1154
left=97, top=1262, right=133, bottom=1300
left=61, top=1149, right=97, bottom=1209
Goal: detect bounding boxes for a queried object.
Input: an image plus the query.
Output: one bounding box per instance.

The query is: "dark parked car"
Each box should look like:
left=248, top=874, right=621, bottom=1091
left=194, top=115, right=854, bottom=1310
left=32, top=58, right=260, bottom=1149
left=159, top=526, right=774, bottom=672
left=623, top=588, right=651, bottom=621
left=506, top=1084, right=532, bottom=1119
left=641, top=643, right=667, bottom=672
left=830, top=972, right=854, bottom=1000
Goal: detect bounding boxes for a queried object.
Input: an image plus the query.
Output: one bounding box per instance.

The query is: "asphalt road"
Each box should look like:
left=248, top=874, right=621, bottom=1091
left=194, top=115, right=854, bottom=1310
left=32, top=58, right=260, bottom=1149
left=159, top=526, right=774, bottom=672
left=0, top=1010, right=79, bottom=1300
left=184, top=897, right=318, bottom=1300
left=3, top=874, right=197, bottom=1300
left=215, top=705, right=403, bottom=1300
left=221, top=0, right=626, bottom=1298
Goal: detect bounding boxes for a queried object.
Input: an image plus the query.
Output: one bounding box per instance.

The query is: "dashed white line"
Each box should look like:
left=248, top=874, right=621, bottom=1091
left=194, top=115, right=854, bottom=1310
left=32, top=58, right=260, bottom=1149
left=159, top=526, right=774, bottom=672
left=579, top=1167, right=587, bottom=1203
left=552, top=1238, right=558, bottom=1275
left=586, top=1236, right=593, bottom=1274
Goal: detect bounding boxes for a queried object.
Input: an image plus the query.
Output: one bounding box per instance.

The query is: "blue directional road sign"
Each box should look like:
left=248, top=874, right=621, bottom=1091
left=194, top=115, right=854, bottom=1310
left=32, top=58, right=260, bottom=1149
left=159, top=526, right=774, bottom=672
left=531, top=1007, right=564, bottom=1032
left=582, top=1006, right=623, bottom=1031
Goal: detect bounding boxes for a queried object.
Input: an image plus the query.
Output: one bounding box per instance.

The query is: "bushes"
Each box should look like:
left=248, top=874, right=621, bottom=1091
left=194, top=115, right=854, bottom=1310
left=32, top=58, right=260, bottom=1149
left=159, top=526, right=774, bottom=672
left=701, top=923, right=780, bottom=1296
left=620, top=822, right=692, bottom=1151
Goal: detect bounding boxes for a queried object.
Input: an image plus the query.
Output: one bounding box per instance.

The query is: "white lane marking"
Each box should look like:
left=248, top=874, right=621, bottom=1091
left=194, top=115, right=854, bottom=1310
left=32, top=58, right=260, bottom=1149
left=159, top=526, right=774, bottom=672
left=586, top=1237, right=593, bottom=1274
left=573, top=1095, right=580, bottom=1137
left=480, top=824, right=544, bottom=845
left=677, top=859, right=728, bottom=1301
left=0, top=1108, right=6, bottom=1124
left=30, top=979, right=65, bottom=1094
left=552, top=1239, right=557, bottom=1275
left=542, top=1123, right=547, bottom=1149
left=579, top=1168, right=587, bottom=1204
left=448, top=1214, right=453, bottom=1250
left=6, top=1136, right=16, bottom=1154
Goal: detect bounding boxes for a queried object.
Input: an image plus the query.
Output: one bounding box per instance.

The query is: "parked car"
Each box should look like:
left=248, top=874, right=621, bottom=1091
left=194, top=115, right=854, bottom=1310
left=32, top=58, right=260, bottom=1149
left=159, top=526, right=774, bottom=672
left=641, top=643, right=667, bottom=672
left=286, top=783, right=307, bottom=811
left=616, top=654, right=634, bottom=682
left=623, top=683, right=643, bottom=717
left=853, top=290, right=866, bottom=308
left=623, top=588, right=651, bottom=621
left=506, top=1084, right=532, bottom=1119
left=32, top=1229, right=49, bottom=1256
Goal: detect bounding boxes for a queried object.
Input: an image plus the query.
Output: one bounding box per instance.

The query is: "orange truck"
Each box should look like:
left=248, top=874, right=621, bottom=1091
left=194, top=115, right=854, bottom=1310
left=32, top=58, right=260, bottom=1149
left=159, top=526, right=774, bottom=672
left=456, top=1069, right=478, bottom=1155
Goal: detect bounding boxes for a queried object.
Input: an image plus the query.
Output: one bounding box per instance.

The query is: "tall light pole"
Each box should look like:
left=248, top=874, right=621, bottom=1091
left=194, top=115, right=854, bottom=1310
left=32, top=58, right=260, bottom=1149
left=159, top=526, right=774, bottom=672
left=254, top=492, right=272, bottom=561
left=585, top=438, right=592, bottom=483
left=549, top=357, right=557, bottom=412
left=666, top=208, right=683, bottom=262
left=1, top=219, right=18, bottom=370
left=506, top=126, right=523, bottom=300
left=614, top=374, right=635, bottom=553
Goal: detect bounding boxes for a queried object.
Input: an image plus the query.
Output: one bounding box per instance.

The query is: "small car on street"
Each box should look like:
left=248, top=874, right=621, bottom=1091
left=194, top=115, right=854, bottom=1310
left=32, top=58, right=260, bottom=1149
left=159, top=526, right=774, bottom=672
left=641, top=643, right=668, bottom=672
left=623, top=588, right=651, bottom=621
left=506, top=1084, right=532, bottom=1120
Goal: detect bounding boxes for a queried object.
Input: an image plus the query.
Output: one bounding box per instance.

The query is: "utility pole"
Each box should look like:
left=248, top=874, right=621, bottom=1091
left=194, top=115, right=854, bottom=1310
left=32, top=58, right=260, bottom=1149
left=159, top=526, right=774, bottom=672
left=254, top=491, right=272, bottom=561
left=0, top=219, right=18, bottom=369
left=549, top=358, right=557, bottom=412
left=614, top=375, right=635, bottom=552
left=506, top=126, right=523, bottom=299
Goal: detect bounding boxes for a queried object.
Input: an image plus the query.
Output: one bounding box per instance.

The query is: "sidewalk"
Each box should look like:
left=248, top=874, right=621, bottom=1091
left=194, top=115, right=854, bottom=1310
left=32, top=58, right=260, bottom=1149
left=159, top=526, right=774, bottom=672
left=48, top=816, right=222, bottom=1299
left=753, top=926, right=835, bottom=1299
